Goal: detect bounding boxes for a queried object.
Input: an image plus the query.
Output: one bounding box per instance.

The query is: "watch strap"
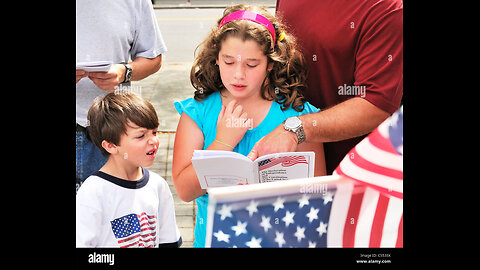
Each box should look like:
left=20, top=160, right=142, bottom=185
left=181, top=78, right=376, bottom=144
left=121, top=63, right=132, bottom=83
left=295, top=125, right=306, bottom=144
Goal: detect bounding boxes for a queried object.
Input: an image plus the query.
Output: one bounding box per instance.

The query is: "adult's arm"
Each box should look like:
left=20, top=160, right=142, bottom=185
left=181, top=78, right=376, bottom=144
left=87, top=55, right=162, bottom=91
left=247, top=97, right=390, bottom=161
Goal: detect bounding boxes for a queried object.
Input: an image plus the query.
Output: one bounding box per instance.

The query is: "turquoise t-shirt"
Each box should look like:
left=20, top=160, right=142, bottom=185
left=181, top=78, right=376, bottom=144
left=174, top=91, right=320, bottom=247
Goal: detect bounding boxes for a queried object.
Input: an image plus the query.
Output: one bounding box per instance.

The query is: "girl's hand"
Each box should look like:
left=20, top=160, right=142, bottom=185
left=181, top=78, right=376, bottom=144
left=215, top=100, right=251, bottom=149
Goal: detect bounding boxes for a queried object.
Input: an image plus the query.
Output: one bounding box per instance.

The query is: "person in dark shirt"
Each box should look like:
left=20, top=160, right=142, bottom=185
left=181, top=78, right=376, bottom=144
left=248, top=0, right=403, bottom=174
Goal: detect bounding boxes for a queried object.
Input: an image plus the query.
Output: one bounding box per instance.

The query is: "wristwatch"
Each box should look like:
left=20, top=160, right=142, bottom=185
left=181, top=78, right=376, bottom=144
left=121, top=63, right=132, bottom=83
left=284, top=116, right=306, bottom=144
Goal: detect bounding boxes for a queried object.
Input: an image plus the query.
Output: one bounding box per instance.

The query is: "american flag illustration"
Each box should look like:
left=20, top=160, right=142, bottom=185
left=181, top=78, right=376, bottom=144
left=258, top=155, right=308, bottom=171
left=206, top=107, right=403, bottom=248
left=110, top=212, right=157, bottom=248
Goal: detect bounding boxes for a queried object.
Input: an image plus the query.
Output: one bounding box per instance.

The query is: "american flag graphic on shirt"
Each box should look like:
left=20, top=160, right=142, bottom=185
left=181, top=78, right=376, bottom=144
left=110, top=212, right=157, bottom=248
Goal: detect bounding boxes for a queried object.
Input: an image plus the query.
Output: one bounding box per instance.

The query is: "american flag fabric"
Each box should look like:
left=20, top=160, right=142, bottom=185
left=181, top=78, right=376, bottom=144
left=205, top=107, right=403, bottom=248
left=334, top=106, right=403, bottom=199
left=205, top=176, right=341, bottom=248
left=258, top=155, right=308, bottom=171
left=333, top=106, right=403, bottom=247
left=110, top=212, right=157, bottom=248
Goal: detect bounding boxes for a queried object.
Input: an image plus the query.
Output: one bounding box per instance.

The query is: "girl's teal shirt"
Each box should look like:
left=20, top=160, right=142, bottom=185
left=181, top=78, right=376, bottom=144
left=174, top=91, right=319, bottom=247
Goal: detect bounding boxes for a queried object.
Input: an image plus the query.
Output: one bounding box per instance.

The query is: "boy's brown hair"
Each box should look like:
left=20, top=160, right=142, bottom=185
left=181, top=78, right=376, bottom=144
left=87, top=93, right=159, bottom=157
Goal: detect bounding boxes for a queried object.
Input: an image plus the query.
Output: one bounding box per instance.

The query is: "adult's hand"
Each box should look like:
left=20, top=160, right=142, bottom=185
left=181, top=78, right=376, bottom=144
left=76, top=70, right=87, bottom=83
left=247, top=123, right=298, bottom=161
left=87, top=64, right=126, bottom=92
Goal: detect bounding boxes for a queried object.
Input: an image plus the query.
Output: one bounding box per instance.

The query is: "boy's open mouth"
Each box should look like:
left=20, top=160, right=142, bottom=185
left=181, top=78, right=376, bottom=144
left=146, top=149, right=156, bottom=156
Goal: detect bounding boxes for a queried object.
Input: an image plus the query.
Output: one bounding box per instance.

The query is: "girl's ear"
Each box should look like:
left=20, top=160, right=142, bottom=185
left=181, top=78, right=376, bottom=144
left=101, top=140, right=119, bottom=155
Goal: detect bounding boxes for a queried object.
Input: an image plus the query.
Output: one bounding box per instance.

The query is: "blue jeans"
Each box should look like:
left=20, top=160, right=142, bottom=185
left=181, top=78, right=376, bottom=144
left=76, top=130, right=108, bottom=193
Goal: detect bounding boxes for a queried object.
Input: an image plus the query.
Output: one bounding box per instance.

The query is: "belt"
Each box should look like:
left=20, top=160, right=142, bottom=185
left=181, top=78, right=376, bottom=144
left=76, top=123, right=92, bottom=141
left=76, top=123, right=87, bottom=133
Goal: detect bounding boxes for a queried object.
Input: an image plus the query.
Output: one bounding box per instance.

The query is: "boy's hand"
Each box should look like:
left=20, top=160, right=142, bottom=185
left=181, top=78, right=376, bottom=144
left=87, top=64, right=126, bottom=91
left=215, top=100, right=251, bottom=149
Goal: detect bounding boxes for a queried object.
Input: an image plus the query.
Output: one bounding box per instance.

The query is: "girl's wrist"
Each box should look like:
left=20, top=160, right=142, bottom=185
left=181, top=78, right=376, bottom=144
left=213, top=139, right=235, bottom=150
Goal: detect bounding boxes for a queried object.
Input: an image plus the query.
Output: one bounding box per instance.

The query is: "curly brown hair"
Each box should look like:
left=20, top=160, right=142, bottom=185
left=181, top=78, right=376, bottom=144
left=190, top=4, right=307, bottom=112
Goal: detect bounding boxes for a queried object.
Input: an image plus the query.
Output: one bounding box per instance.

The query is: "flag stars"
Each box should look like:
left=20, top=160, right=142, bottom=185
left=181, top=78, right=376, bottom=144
left=245, top=236, right=262, bottom=248
left=297, top=194, right=310, bottom=208
left=259, top=215, right=272, bottom=232
left=211, top=195, right=333, bottom=247
left=316, top=221, right=328, bottom=237
left=231, top=220, right=247, bottom=236
left=282, top=210, right=295, bottom=227
left=214, top=230, right=230, bottom=243
left=272, top=197, right=285, bottom=212
left=246, top=200, right=258, bottom=216
left=306, top=207, right=319, bottom=223
left=294, top=226, right=306, bottom=242
left=274, top=231, right=286, bottom=247
left=322, top=192, right=333, bottom=205
left=217, top=204, right=232, bottom=220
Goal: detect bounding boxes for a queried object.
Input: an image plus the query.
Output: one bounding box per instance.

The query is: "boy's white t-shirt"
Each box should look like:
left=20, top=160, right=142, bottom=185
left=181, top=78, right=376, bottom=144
left=76, top=168, right=182, bottom=247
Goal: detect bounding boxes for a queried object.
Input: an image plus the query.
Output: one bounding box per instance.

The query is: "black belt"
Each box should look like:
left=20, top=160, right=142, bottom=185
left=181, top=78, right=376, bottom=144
left=76, top=123, right=91, bottom=141
left=76, top=123, right=87, bottom=133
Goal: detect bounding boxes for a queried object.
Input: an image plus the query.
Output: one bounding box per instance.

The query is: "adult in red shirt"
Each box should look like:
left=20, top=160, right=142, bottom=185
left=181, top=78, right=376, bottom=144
left=248, top=0, right=403, bottom=174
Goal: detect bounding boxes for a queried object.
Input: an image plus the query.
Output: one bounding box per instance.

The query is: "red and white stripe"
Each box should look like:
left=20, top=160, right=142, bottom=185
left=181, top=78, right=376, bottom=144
left=330, top=119, right=403, bottom=247
left=335, top=121, right=402, bottom=199
left=327, top=182, right=403, bottom=247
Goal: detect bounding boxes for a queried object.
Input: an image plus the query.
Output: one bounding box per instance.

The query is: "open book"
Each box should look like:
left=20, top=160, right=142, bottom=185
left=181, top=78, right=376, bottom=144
left=76, top=61, right=112, bottom=72
left=191, top=150, right=315, bottom=189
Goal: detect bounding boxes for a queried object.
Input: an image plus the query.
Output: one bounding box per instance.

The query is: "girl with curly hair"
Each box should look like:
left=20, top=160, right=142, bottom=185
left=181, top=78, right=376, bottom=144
left=172, top=4, right=326, bottom=247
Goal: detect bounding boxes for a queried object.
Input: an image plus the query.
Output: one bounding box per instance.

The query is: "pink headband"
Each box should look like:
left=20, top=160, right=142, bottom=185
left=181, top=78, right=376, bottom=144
left=218, top=10, right=276, bottom=44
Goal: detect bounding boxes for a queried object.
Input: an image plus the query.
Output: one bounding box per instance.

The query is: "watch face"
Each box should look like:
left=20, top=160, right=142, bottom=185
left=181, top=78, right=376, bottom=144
left=285, top=117, right=301, bottom=129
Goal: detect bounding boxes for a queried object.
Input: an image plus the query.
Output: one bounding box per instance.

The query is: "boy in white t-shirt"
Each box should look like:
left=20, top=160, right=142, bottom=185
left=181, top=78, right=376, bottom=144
left=76, top=92, right=182, bottom=247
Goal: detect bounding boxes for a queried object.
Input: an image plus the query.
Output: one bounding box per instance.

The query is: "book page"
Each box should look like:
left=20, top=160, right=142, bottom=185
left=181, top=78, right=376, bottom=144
left=193, top=150, right=251, bottom=161
left=192, top=154, right=254, bottom=189
left=254, top=152, right=315, bottom=183
left=76, top=61, right=112, bottom=72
